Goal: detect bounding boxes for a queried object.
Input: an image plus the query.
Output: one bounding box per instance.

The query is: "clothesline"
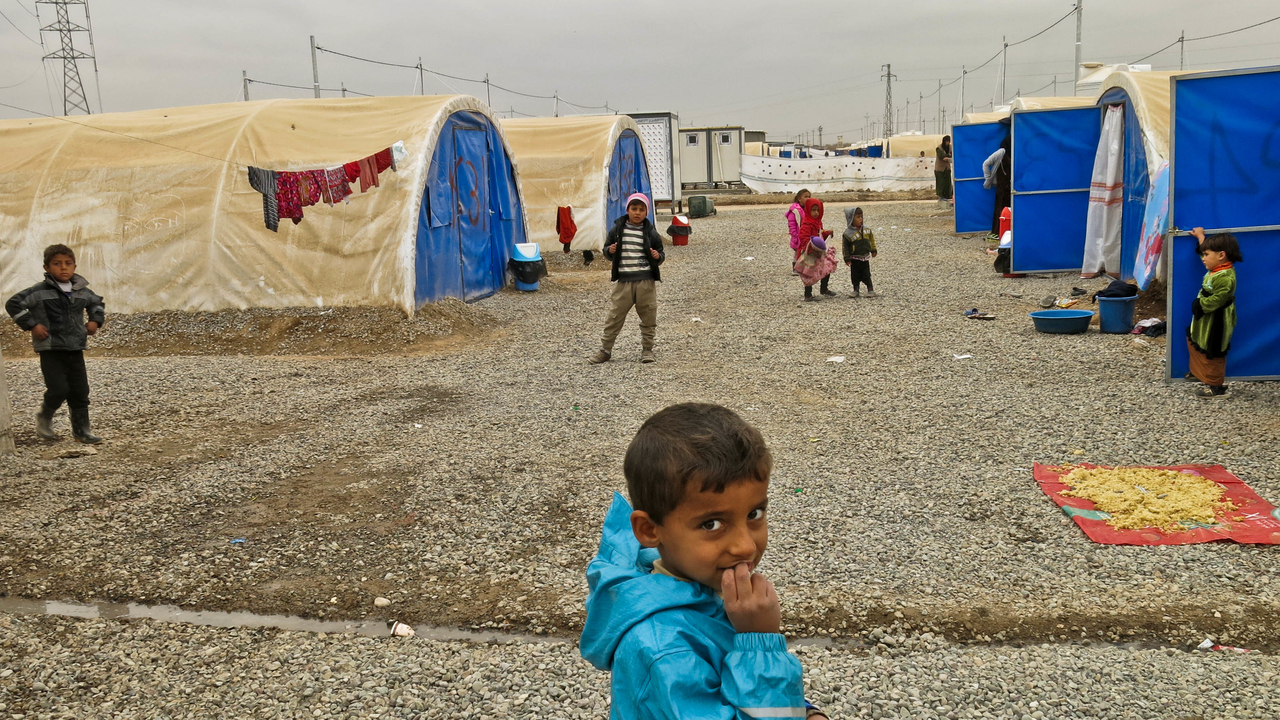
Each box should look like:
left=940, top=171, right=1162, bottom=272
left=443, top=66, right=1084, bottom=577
left=246, top=141, right=408, bottom=232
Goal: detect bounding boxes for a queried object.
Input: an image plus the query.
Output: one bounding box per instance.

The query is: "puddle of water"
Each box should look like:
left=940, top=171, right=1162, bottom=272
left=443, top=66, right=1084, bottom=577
left=0, top=596, right=556, bottom=644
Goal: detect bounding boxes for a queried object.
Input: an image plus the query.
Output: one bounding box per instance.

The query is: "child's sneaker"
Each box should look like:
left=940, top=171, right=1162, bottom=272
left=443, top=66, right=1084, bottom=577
left=821, top=289, right=838, bottom=297
left=803, top=295, right=819, bottom=302
left=848, top=291, right=861, bottom=299
left=863, top=290, right=878, bottom=298
left=1195, top=385, right=1229, bottom=398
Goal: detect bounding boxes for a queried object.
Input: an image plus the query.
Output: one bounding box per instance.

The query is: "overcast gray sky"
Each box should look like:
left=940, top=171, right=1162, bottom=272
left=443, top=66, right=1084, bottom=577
left=2, top=0, right=1278, bottom=142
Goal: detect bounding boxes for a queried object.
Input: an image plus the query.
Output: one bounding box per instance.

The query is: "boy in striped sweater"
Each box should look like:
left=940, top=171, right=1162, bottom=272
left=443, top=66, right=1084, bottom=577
left=590, top=193, right=666, bottom=364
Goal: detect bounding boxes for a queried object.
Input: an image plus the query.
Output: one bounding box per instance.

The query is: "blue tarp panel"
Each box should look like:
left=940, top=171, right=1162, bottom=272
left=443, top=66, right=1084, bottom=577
left=605, top=129, right=654, bottom=230
left=1169, top=230, right=1280, bottom=379
left=415, top=111, right=525, bottom=306
left=1098, top=88, right=1150, bottom=281
left=1010, top=106, right=1103, bottom=273
left=1172, top=71, right=1280, bottom=231
left=866, top=146, right=882, bottom=158
left=953, top=122, right=1006, bottom=233
left=1169, top=67, right=1280, bottom=379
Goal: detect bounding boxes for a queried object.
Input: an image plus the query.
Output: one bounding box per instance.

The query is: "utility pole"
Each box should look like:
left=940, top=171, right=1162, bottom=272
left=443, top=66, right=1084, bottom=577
left=937, top=79, right=943, bottom=133
left=961, top=65, right=966, bottom=118
left=310, top=35, right=320, bottom=98
left=341, top=82, right=346, bottom=98
left=418, top=58, right=425, bottom=96
left=864, top=113, right=870, bottom=139
left=37, top=0, right=98, bottom=115
left=1074, top=0, right=1084, bottom=94
left=918, top=92, right=923, bottom=132
left=553, top=91, right=559, bottom=117
left=242, top=70, right=249, bottom=101
left=818, top=125, right=823, bottom=146
left=1179, top=30, right=1186, bottom=70
left=485, top=73, right=491, bottom=106
left=1000, top=36, right=1008, bottom=105
left=881, top=64, right=895, bottom=139
left=1053, top=75, right=1058, bottom=96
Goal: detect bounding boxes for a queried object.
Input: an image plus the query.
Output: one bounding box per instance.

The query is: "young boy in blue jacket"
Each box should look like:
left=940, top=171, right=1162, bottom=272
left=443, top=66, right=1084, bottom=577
left=581, top=403, right=828, bottom=719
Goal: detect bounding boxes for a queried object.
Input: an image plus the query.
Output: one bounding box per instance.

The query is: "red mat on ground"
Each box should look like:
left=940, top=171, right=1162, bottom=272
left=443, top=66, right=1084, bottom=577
left=1035, top=463, right=1280, bottom=546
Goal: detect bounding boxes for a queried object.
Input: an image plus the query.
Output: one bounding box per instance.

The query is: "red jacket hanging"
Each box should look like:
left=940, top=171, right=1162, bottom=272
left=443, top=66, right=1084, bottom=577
left=556, top=206, right=577, bottom=248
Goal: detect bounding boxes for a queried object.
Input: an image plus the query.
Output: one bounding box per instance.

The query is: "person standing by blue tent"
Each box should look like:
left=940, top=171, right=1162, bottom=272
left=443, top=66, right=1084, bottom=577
left=982, top=119, right=1012, bottom=240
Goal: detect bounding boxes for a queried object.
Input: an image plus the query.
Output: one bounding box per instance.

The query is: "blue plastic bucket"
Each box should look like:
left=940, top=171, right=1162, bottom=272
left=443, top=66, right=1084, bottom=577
left=1097, top=296, right=1137, bottom=334
left=514, top=279, right=540, bottom=292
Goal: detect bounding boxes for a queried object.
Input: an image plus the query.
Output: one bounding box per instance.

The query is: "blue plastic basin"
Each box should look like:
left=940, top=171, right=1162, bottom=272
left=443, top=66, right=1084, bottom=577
left=1029, top=309, right=1094, bottom=334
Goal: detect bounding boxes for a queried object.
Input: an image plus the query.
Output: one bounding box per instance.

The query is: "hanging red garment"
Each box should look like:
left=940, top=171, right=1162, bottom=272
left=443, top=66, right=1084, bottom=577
left=297, top=170, right=323, bottom=207
left=357, top=155, right=380, bottom=193
left=344, top=162, right=361, bottom=183
left=275, top=171, right=304, bottom=224
left=374, top=148, right=393, bottom=174
left=326, top=166, right=352, bottom=204
left=556, top=206, right=577, bottom=249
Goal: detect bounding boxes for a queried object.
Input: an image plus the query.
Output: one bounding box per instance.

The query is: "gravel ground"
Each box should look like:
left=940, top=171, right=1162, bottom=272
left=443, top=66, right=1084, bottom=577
left=1, top=200, right=1278, bottom=715
left=1, top=612, right=1275, bottom=719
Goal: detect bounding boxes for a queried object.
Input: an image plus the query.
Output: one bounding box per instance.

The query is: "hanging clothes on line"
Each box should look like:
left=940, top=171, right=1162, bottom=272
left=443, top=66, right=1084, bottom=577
left=246, top=166, right=280, bottom=232
left=244, top=141, right=404, bottom=229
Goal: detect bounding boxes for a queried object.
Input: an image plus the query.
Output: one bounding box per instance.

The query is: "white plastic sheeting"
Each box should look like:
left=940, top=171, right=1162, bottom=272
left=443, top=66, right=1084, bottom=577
left=739, top=155, right=934, bottom=194
left=1082, top=105, right=1125, bottom=274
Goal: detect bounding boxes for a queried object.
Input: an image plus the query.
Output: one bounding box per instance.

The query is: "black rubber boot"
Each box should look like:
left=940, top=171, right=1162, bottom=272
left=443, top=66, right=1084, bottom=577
left=35, top=403, right=60, bottom=441
left=70, top=407, right=103, bottom=444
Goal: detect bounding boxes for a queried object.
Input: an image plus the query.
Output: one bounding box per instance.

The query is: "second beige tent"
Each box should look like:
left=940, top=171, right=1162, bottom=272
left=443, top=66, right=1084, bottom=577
left=501, top=116, right=652, bottom=254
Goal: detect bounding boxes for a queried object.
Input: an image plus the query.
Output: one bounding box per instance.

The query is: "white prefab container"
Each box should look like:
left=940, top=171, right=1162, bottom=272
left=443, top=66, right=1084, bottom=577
left=679, top=126, right=743, bottom=186
left=628, top=112, right=681, bottom=204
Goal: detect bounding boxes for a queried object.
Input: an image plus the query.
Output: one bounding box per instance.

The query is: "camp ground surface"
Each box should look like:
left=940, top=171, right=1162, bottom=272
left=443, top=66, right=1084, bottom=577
left=2, top=202, right=1278, bottom=718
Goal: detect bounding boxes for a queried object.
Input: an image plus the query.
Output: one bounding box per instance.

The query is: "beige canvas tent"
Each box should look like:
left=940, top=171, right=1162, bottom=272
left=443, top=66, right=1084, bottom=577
left=1009, top=96, right=1096, bottom=111
left=0, top=95, right=529, bottom=314
left=500, top=115, right=651, bottom=254
left=885, top=134, right=947, bottom=158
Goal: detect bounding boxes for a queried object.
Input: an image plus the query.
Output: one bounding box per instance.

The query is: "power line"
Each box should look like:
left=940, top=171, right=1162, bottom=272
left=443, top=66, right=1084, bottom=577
left=1007, top=8, right=1077, bottom=48
left=1131, top=13, right=1280, bottom=63
left=314, top=44, right=605, bottom=109
left=1188, top=13, right=1280, bottom=42
left=0, top=5, right=39, bottom=44
left=11, top=0, right=37, bottom=17
left=247, top=77, right=373, bottom=97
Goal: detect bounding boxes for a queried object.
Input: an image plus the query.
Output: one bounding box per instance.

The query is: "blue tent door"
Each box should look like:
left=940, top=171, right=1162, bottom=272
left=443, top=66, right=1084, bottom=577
left=1010, top=106, right=1103, bottom=273
left=952, top=122, right=1007, bottom=233
left=606, top=130, right=654, bottom=226
left=454, top=126, right=498, bottom=301
left=1168, top=67, right=1280, bottom=380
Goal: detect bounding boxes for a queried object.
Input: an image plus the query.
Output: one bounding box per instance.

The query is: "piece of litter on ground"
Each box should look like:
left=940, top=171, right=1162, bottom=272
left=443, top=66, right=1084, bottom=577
left=746, top=407, right=759, bottom=411
left=891, top=226, right=898, bottom=229
left=743, top=256, right=755, bottom=261
left=46, top=446, right=98, bottom=460
left=826, top=355, right=846, bottom=363
left=691, top=317, right=702, bottom=323
left=390, top=621, right=416, bottom=637
left=414, top=423, right=423, bottom=428
left=794, top=488, right=803, bottom=493
left=808, top=438, right=818, bottom=442
left=953, top=354, right=973, bottom=360
left=1198, top=638, right=1256, bottom=653
left=230, top=538, right=246, bottom=545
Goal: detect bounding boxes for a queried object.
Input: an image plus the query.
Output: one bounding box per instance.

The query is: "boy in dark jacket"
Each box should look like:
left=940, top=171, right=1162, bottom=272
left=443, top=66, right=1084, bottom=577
left=589, top=193, right=666, bottom=364
left=5, top=244, right=105, bottom=443
left=842, top=206, right=878, bottom=297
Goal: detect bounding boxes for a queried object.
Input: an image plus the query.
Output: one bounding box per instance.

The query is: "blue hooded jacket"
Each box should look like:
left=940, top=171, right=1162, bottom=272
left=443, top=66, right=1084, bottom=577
left=580, top=493, right=807, bottom=719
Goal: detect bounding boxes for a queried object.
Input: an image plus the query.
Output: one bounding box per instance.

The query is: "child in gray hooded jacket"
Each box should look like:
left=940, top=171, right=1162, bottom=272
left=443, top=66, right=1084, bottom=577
left=842, top=207, right=878, bottom=298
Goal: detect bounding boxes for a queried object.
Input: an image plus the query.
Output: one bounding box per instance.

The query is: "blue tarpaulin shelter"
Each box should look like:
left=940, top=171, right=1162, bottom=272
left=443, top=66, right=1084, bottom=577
left=1167, top=66, right=1280, bottom=380
left=952, top=120, right=1006, bottom=234
left=1009, top=105, right=1103, bottom=273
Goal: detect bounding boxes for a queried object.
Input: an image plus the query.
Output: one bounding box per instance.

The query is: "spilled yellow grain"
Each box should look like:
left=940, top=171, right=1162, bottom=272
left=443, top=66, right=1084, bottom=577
left=1059, top=467, right=1238, bottom=532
